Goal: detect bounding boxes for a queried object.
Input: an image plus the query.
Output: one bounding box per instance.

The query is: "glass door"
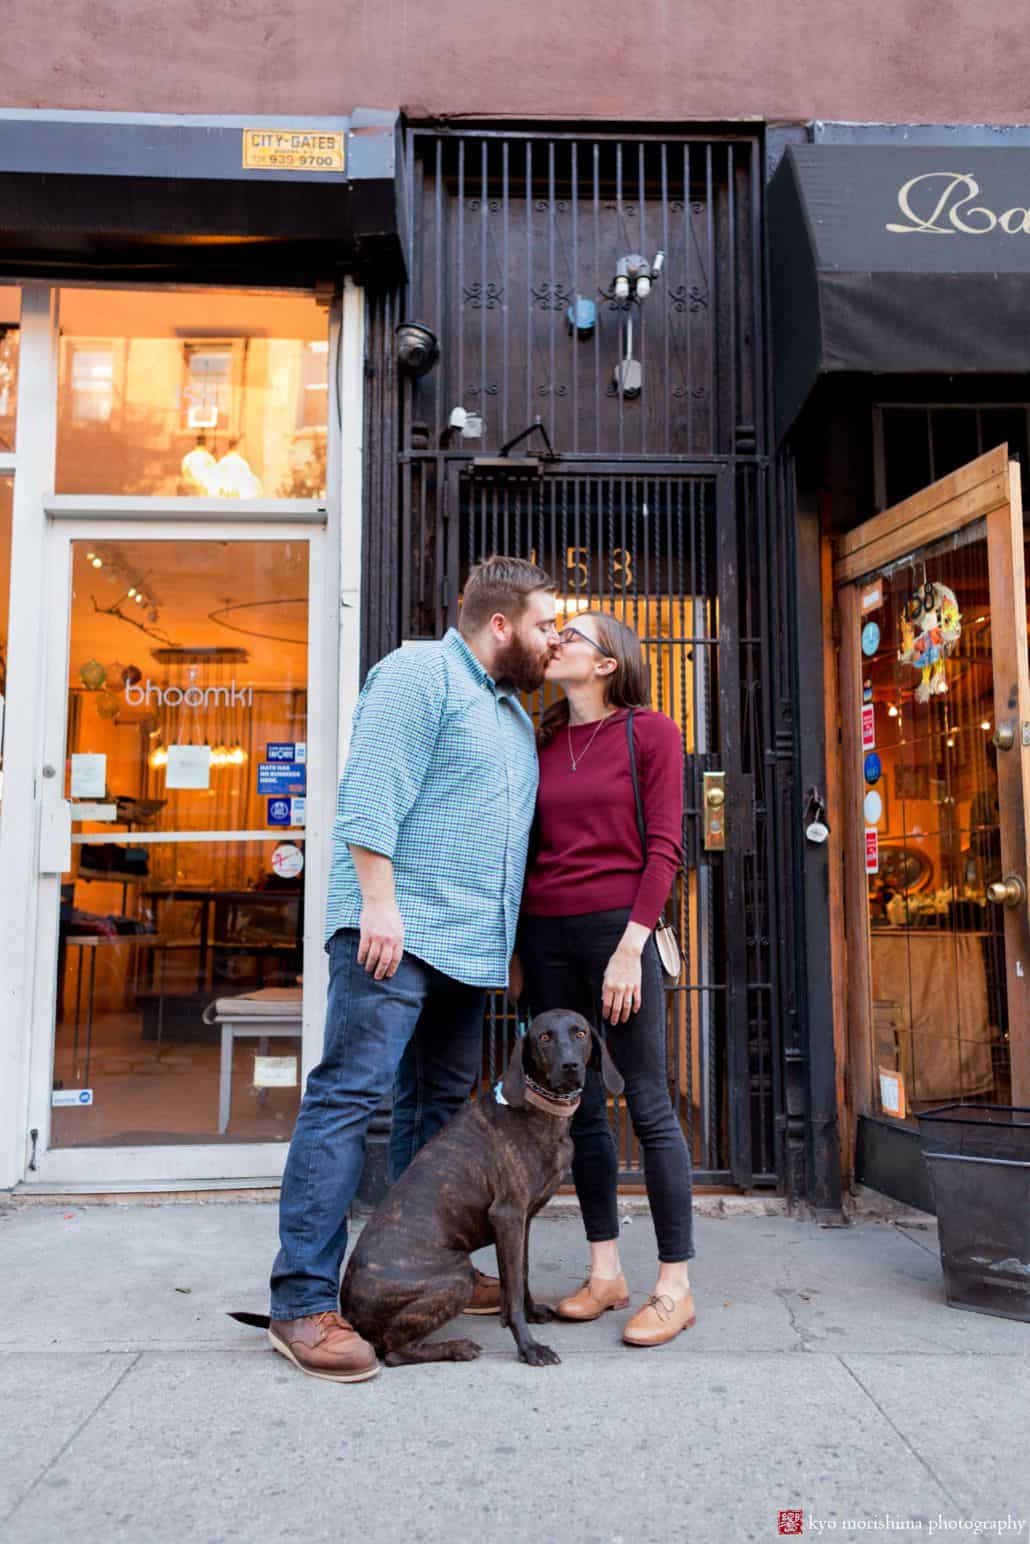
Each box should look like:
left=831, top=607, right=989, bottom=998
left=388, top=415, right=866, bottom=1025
left=31, top=521, right=326, bottom=1181
left=835, top=446, right=1030, bottom=1138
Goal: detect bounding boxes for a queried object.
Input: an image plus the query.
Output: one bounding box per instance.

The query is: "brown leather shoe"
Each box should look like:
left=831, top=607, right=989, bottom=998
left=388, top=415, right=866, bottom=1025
left=268, top=1311, right=380, bottom=1382
left=622, top=1291, right=697, bottom=1346
left=463, top=1268, right=502, bottom=1315
left=556, top=1273, right=630, bottom=1321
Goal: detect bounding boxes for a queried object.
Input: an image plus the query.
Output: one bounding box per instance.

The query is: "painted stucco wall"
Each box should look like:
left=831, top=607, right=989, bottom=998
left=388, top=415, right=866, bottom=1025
left=6, top=0, right=1030, bottom=125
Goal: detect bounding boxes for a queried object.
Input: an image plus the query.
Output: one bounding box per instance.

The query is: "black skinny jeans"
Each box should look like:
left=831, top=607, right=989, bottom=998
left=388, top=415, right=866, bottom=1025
left=519, top=908, right=695, bottom=1263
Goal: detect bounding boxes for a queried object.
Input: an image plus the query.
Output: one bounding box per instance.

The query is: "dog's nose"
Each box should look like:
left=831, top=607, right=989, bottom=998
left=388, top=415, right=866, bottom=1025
left=561, top=1061, right=580, bottom=1075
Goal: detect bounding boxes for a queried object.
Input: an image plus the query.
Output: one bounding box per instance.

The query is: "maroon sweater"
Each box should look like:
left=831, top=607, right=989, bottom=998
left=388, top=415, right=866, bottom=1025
left=522, top=708, right=684, bottom=930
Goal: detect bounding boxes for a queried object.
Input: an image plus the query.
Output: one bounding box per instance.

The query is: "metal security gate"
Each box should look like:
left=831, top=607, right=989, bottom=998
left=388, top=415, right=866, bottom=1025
left=363, top=124, right=797, bottom=1190
left=456, top=464, right=758, bottom=1186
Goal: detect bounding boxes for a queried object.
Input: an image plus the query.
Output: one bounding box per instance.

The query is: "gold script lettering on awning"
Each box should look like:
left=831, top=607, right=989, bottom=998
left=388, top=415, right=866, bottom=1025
left=887, top=171, right=1030, bottom=236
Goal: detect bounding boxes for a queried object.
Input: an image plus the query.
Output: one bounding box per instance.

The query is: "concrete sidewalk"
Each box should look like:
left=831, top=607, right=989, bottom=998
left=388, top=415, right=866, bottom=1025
left=0, top=1195, right=1027, bottom=1544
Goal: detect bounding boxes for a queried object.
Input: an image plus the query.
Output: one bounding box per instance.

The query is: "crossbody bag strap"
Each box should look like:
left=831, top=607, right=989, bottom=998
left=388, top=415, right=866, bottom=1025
left=626, top=708, right=647, bottom=863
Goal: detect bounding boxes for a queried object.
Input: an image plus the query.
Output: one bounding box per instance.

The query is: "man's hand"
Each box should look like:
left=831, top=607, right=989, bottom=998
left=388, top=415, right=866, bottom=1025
left=349, top=847, right=404, bottom=979
left=357, top=899, right=404, bottom=980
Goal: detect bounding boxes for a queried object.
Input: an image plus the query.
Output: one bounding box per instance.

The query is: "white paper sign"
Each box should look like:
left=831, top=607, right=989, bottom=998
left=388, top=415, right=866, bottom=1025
left=272, top=843, right=304, bottom=879
left=253, top=1056, right=298, bottom=1089
left=71, top=753, right=107, bottom=798
left=73, top=803, right=117, bottom=822
left=166, top=745, right=212, bottom=790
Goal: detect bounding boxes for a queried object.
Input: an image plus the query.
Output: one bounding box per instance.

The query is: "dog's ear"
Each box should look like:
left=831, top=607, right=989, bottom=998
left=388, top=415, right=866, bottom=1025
left=590, top=1026, right=624, bottom=1096
left=501, top=1033, right=528, bottom=1108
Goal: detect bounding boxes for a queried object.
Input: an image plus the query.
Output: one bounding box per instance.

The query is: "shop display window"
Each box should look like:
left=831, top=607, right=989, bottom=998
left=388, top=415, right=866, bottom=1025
left=862, top=528, right=1012, bottom=1125
left=55, top=288, right=329, bottom=499
left=52, top=536, right=310, bottom=1146
left=0, top=477, right=11, bottom=820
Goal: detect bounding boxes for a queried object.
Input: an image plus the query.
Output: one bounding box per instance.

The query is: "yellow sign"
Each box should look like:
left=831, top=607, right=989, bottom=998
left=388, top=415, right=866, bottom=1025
left=242, top=128, right=345, bottom=173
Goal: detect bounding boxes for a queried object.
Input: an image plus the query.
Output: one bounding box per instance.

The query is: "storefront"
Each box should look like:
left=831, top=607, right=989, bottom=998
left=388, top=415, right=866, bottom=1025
left=1, top=117, right=816, bottom=1201
left=770, top=136, right=1030, bottom=1209
left=0, top=110, right=403, bottom=1188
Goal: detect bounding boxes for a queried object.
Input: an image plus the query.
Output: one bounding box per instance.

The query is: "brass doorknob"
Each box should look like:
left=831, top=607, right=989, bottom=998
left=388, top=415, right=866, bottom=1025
left=706, top=786, right=725, bottom=807
left=992, top=723, right=1015, bottom=751
left=987, top=875, right=1027, bottom=908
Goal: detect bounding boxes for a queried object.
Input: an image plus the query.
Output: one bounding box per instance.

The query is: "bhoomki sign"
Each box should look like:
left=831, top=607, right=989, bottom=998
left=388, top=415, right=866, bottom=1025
left=124, top=679, right=253, bottom=708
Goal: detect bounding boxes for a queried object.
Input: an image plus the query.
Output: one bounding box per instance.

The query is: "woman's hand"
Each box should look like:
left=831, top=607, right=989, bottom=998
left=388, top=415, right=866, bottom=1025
left=508, top=952, right=525, bottom=1005
left=602, top=924, right=649, bottom=1023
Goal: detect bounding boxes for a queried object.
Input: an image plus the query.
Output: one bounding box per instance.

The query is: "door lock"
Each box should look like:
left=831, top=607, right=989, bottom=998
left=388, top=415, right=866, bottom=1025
left=703, top=771, right=726, bottom=852
left=987, top=875, right=1027, bottom=909
left=992, top=723, right=1015, bottom=751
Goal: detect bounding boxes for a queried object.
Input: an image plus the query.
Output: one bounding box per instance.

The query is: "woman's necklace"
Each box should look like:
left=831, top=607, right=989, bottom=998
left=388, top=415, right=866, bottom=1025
left=567, top=710, right=616, bottom=772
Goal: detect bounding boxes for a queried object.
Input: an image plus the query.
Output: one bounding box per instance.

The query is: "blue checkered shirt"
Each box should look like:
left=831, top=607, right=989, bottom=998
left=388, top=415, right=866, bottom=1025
left=325, top=629, right=539, bottom=987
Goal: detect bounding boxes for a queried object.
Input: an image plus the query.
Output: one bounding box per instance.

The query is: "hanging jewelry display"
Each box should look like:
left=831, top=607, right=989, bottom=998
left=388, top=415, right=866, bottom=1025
left=897, top=579, right=962, bottom=703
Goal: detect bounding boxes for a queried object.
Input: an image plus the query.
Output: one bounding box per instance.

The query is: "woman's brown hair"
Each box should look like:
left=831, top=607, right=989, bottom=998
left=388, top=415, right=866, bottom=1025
left=537, top=611, right=652, bottom=745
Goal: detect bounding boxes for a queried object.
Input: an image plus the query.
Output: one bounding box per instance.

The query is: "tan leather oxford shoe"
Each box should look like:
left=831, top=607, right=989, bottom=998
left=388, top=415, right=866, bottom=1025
left=622, top=1291, right=697, bottom=1346
left=556, top=1273, right=630, bottom=1321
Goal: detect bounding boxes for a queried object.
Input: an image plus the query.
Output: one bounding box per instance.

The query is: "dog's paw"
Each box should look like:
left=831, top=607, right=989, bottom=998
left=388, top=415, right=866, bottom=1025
left=448, top=1339, right=482, bottom=1361
left=518, top=1339, right=561, bottom=1367
left=526, top=1302, right=557, bottom=1324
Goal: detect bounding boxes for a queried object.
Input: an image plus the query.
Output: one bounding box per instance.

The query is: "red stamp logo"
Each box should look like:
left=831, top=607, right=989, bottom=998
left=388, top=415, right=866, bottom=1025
left=778, top=1512, right=804, bottom=1536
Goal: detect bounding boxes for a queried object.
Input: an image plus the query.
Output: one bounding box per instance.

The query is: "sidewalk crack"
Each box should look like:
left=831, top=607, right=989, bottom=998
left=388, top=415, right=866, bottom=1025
left=774, top=1286, right=814, bottom=1351
left=0, top=1352, right=142, bottom=1529
left=838, top=1355, right=965, bottom=1513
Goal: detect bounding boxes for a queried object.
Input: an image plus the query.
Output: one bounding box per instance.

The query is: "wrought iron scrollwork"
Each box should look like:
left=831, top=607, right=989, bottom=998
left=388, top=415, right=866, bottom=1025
left=531, top=283, right=571, bottom=311
left=670, top=285, right=709, bottom=314
left=463, top=282, right=504, bottom=309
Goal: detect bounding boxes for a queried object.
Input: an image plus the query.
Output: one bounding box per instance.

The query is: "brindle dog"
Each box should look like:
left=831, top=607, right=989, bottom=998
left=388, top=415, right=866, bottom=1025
left=340, top=1009, right=622, bottom=1367
left=231, top=1009, right=622, bottom=1368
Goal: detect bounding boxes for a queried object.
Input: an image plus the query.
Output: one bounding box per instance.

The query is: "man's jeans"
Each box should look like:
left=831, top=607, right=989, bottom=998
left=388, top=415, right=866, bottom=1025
left=270, top=928, right=486, bottom=1319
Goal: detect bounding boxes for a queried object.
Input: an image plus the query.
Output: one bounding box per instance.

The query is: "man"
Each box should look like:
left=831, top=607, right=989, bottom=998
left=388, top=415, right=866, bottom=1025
left=268, top=555, right=559, bottom=1382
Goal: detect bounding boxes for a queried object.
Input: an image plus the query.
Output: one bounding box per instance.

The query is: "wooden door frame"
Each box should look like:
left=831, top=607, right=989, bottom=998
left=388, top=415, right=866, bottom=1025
left=830, top=444, right=1030, bottom=1165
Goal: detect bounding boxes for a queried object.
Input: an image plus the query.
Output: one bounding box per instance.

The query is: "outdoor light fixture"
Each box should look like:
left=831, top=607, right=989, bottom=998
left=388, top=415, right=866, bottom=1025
left=608, top=251, right=664, bottom=306
left=396, top=321, right=439, bottom=377
left=603, top=251, right=665, bottom=401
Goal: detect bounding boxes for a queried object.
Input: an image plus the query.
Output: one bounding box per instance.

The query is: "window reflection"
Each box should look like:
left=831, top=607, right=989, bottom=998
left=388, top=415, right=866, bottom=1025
left=56, top=288, right=329, bottom=498
left=0, top=477, right=11, bottom=818
left=0, top=286, right=19, bottom=451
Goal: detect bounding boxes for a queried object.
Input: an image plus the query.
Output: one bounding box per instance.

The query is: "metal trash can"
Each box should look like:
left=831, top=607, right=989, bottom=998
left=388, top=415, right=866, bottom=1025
left=918, top=1104, right=1030, bottom=1323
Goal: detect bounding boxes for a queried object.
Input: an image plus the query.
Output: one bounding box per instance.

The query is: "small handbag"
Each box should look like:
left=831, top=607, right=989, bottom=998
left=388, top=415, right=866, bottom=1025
left=626, top=710, right=683, bottom=987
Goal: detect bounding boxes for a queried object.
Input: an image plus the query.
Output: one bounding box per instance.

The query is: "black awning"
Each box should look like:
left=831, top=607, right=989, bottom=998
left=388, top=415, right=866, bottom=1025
left=769, top=144, right=1030, bottom=440
left=0, top=109, right=407, bottom=285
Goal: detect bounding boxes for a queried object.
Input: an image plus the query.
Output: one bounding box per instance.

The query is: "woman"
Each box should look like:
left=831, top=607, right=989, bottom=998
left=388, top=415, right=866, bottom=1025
left=513, top=611, right=696, bottom=1346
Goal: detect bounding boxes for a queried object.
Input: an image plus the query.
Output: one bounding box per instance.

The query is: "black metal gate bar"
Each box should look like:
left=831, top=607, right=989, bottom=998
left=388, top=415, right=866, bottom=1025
left=362, top=124, right=796, bottom=1190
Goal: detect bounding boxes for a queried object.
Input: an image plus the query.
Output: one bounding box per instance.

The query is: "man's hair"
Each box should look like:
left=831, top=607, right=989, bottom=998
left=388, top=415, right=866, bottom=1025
left=458, top=555, right=556, bottom=636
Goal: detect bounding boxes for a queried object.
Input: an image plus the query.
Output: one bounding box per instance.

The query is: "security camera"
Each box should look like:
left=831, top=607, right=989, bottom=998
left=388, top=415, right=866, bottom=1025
left=396, top=322, right=439, bottom=377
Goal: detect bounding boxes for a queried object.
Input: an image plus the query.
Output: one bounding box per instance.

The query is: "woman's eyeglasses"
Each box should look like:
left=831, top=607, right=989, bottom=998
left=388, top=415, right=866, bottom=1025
left=558, top=625, right=614, bottom=658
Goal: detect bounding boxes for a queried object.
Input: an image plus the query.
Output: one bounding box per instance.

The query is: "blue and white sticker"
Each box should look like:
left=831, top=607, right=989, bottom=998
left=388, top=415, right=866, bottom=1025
left=258, top=762, right=307, bottom=797
left=267, top=797, right=292, bottom=826
left=864, top=751, right=882, bottom=786
left=861, top=621, right=881, bottom=657
left=52, top=1089, right=93, bottom=1107
left=266, top=742, right=307, bottom=764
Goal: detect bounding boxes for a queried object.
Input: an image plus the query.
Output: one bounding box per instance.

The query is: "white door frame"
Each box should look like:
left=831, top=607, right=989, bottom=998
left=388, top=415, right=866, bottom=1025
left=26, top=518, right=330, bottom=1186
left=0, top=277, right=363, bottom=1190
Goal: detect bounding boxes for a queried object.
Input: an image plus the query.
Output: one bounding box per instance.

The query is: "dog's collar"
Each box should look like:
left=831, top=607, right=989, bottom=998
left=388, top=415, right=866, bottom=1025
left=523, top=1075, right=582, bottom=1118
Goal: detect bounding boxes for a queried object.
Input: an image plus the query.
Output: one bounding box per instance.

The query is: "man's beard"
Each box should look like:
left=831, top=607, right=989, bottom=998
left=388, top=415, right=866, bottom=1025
left=494, top=632, right=552, bottom=693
